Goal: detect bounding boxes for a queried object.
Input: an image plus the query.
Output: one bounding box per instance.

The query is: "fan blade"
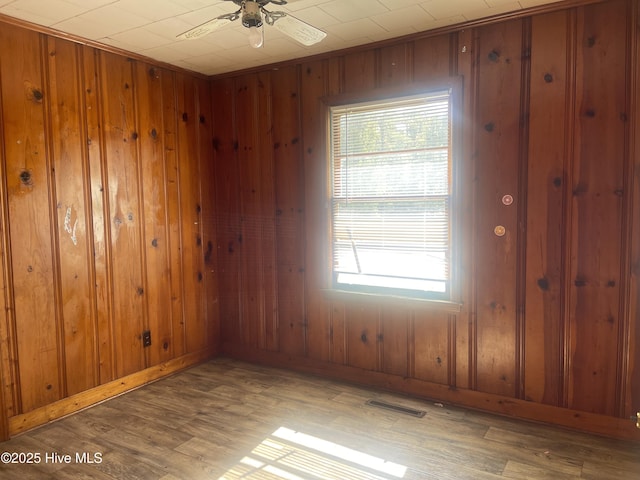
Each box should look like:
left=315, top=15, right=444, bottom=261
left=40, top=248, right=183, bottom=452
left=265, top=0, right=303, bottom=5
left=177, top=14, right=236, bottom=40
left=271, top=13, right=326, bottom=46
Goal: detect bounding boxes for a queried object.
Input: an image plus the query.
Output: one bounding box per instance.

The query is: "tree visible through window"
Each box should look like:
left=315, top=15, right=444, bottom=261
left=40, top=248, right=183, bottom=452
left=330, top=89, right=452, bottom=299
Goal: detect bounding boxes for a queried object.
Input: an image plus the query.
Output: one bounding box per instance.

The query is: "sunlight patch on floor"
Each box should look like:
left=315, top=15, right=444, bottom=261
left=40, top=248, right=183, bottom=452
left=219, top=426, right=408, bottom=480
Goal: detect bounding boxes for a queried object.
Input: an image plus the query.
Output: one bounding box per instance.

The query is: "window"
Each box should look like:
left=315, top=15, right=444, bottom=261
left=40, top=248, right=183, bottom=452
left=329, top=88, right=453, bottom=300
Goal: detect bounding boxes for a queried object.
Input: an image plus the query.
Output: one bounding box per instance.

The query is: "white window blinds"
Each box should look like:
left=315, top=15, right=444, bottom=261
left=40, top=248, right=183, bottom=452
left=330, top=90, right=452, bottom=297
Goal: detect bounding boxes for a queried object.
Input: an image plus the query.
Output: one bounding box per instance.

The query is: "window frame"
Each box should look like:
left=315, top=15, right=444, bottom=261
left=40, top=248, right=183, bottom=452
left=323, top=80, right=462, bottom=304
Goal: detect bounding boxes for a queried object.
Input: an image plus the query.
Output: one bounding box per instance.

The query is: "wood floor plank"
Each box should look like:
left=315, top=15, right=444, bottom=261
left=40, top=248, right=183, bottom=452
left=48, top=464, right=118, bottom=480
left=28, top=423, right=111, bottom=466
left=483, top=427, right=584, bottom=476
left=502, top=460, right=582, bottom=479
left=0, top=358, right=638, bottom=480
left=483, top=423, right=640, bottom=466
left=580, top=459, right=640, bottom=480
left=173, top=436, right=237, bottom=468
left=84, top=449, right=167, bottom=479
left=392, top=411, right=490, bottom=442
left=0, top=434, right=67, bottom=477
left=0, top=467, right=57, bottom=480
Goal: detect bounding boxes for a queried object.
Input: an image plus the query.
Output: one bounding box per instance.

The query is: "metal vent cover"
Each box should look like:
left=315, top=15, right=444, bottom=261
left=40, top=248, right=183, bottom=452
left=365, top=399, right=426, bottom=418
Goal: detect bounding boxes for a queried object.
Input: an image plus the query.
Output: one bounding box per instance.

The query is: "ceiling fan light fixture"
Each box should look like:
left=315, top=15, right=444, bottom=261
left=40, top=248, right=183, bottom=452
left=177, top=0, right=326, bottom=48
left=248, top=25, right=264, bottom=48
left=242, top=1, right=262, bottom=28
left=242, top=1, right=264, bottom=48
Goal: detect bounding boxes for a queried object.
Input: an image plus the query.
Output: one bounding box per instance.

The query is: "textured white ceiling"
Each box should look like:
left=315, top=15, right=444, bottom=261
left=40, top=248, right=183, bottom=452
left=0, top=0, right=566, bottom=76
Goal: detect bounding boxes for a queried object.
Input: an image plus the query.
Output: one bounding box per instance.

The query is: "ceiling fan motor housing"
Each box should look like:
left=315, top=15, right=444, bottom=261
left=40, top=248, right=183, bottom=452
left=242, top=1, right=263, bottom=28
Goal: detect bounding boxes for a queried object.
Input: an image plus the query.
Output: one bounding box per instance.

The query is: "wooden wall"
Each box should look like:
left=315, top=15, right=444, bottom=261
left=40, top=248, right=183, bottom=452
left=0, top=22, right=219, bottom=439
left=212, top=0, right=640, bottom=439
left=0, top=0, right=637, bottom=443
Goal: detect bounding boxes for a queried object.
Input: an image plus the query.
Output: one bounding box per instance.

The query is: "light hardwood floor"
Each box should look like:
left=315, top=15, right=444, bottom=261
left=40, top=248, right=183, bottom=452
left=0, top=358, right=638, bottom=479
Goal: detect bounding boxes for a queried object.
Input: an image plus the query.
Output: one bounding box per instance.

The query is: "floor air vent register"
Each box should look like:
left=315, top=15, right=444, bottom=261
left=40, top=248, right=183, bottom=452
left=365, top=399, right=427, bottom=418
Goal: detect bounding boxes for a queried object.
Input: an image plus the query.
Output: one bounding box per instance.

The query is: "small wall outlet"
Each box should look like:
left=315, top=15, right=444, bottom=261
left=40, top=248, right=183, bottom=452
left=142, top=330, right=151, bottom=347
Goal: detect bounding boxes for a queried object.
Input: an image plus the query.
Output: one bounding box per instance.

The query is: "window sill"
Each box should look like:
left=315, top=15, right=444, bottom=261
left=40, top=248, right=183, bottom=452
left=321, top=288, right=463, bottom=313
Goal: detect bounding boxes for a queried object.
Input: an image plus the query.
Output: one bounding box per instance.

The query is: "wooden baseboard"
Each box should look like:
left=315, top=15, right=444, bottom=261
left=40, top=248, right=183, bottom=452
left=8, top=349, right=215, bottom=437
left=8, top=344, right=639, bottom=442
left=221, top=343, right=640, bottom=442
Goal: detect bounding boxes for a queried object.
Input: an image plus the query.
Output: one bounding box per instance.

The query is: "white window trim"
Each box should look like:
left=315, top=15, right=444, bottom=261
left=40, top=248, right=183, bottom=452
left=324, top=82, right=462, bottom=302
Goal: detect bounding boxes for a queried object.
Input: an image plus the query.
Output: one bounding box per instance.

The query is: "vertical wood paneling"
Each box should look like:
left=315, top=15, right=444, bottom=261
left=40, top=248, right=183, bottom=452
left=212, top=77, right=241, bottom=345
left=0, top=25, right=61, bottom=412
left=82, top=46, right=114, bottom=384
left=326, top=58, right=343, bottom=98
left=162, top=70, right=186, bottom=360
left=210, top=2, right=640, bottom=436
left=455, top=27, right=475, bottom=391
left=381, top=307, right=409, bottom=377
left=330, top=301, right=346, bottom=365
left=0, top=20, right=218, bottom=431
left=319, top=58, right=345, bottom=361
left=208, top=1, right=640, bottom=438
left=99, top=52, right=145, bottom=379
left=377, top=43, right=412, bottom=87
left=447, top=313, right=457, bottom=386
left=626, top=0, right=640, bottom=420
left=473, top=20, right=524, bottom=398
left=236, top=74, right=263, bottom=349
left=413, top=311, right=449, bottom=385
left=524, top=11, right=568, bottom=406
left=197, top=78, right=219, bottom=353
left=272, top=66, right=306, bottom=357
left=516, top=19, right=532, bottom=401
left=256, top=71, right=278, bottom=352
left=175, top=74, right=206, bottom=354
left=568, top=1, right=628, bottom=416
left=343, top=51, right=375, bottom=93
left=134, top=63, right=172, bottom=366
left=0, top=334, right=5, bottom=440
left=6, top=0, right=637, bottom=439
left=302, top=60, right=331, bottom=362
left=346, top=304, right=380, bottom=371
left=413, top=34, right=453, bottom=81
left=47, top=38, right=97, bottom=396
left=1, top=0, right=635, bottom=440
left=0, top=71, right=13, bottom=434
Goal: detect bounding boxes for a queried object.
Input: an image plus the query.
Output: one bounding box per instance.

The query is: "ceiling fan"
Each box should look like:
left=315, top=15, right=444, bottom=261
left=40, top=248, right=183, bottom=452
left=177, top=0, right=327, bottom=49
